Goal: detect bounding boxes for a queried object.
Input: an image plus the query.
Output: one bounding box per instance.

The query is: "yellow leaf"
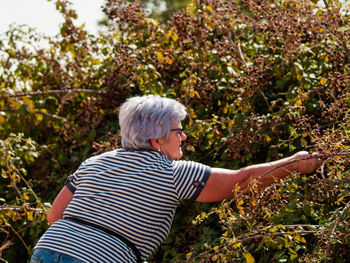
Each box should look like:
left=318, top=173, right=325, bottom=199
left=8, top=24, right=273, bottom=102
left=278, top=224, right=286, bottom=230
left=11, top=173, right=19, bottom=182
left=22, top=97, right=35, bottom=113
left=36, top=114, right=43, bottom=122
left=243, top=252, right=255, bottom=263
left=27, top=211, right=33, bottom=221
left=294, top=234, right=306, bottom=243
left=265, top=134, right=271, bottom=143
left=289, top=247, right=298, bottom=259
left=269, top=226, right=278, bottom=233
left=0, top=115, right=5, bottom=123
left=188, top=108, right=198, bottom=119
left=232, top=242, right=241, bottom=249
left=295, top=98, right=302, bottom=106
left=336, top=171, right=342, bottom=180
left=186, top=252, right=192, bottom=260
left=1, top=169, right=8, bottom=179
left=167, top=30, right=179, bottom=42
left=23, top=192, right=30, bottom=200
left=156, top=52, right=165, bottom=63
left=206, top=5, right=214, bottom=12
left=320, top=77, right=327, bottom=85
left=234, top=184, right=241, bottom=192
left=171, top=32, right=179, bottom=42
left=165, top=57, right=174, bottom=65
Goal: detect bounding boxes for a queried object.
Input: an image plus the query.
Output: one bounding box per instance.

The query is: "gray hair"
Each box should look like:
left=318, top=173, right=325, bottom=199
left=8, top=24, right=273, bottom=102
left=119, top=95, right=187, bottom=149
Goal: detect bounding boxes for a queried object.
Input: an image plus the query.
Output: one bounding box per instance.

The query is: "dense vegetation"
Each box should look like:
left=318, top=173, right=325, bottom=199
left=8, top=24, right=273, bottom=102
left=0, top=0, right=349, bottom=262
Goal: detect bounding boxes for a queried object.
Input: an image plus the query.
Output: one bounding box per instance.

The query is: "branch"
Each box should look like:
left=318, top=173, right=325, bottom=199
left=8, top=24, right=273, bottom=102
left=4, top=223, right=30, bottom=252
left=3, top=89, right=107, bottom=98
left=194, top=228, right=321, bottom=262
left=34, top=110, right=69, bottom=122
left=257, top=151, right=350, bottom=182
left=0, top=206, right=47, bottom=213
left=323, top=200, right=350, bottom=262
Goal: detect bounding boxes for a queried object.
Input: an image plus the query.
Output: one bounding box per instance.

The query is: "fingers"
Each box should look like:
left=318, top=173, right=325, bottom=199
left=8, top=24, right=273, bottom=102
left=293, top=151, right=309, bottom=160
left=294, top=151, right=323, bottom=174
left=310, top=152, right=324, bottom=168
left=308, top=153, right=324, bottom=172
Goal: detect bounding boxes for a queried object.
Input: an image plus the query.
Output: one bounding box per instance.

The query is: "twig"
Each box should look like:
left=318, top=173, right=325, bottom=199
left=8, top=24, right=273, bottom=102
left=34, top=110, right=69, bottom=122
left=194, top=228, right=321, bottom=262
left=319, top=178, right=350, bottom=184
left=4, top=223, right=30, bottom=252
left=323, top=200, right=350, bottom=262
left=257, top=85, right=271, bottom=108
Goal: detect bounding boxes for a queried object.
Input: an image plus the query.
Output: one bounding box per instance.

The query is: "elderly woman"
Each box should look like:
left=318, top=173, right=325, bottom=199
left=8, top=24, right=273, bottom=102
left=31, top=95, right=321, bottom=263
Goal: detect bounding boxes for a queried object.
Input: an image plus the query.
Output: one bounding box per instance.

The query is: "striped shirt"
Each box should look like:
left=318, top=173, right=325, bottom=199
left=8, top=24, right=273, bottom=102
left=34, top=149, right=211, bottom=262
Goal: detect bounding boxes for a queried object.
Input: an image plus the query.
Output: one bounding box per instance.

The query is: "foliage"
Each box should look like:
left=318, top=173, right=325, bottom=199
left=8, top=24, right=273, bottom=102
left=140, top=0, right=192, bottom=23
left=191, top=124, right=350, bottom=262
left=0, top=0, right=349, bottom=262
left=0, top=133, right=50, bottom=260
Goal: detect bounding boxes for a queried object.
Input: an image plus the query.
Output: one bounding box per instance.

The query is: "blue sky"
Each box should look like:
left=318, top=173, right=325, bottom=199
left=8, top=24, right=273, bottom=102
left=0, top=0, right=105, bottom=36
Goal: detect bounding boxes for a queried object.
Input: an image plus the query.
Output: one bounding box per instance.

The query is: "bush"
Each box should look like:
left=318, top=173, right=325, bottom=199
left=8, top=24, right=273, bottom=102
left=0, top=0, right=349, bottom=262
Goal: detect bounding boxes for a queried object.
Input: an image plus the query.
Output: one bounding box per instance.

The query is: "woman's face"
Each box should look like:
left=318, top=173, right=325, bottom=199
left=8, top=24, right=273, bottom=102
left=159, top=123, right=187, bottom=160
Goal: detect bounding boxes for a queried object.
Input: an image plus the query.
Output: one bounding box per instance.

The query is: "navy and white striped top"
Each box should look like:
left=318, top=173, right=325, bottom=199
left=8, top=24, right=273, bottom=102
left=35, top=149, right=211, bottom=262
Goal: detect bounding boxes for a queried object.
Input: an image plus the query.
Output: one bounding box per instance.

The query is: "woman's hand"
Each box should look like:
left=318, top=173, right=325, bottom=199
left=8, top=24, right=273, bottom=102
left=291, top=151, right=323, bottom=174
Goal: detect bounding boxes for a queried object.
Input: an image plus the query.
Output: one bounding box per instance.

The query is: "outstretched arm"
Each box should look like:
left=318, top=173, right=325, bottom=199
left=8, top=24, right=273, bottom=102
left=196, top=151, right=322, bottom=202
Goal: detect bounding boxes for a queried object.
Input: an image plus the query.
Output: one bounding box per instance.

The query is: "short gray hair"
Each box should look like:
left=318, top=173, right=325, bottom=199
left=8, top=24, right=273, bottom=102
left=119, top=95, right=187, bottom=149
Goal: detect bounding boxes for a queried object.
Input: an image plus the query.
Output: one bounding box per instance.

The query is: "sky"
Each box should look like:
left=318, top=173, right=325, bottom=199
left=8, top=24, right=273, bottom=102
left=0, top=0, right=106, bottom=36
left=0, top=0, right=347, bottom=37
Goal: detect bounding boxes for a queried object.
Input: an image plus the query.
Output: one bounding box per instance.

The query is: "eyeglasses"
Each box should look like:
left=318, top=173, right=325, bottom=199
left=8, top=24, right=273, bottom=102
left=170, top=128, right=184, bottom=136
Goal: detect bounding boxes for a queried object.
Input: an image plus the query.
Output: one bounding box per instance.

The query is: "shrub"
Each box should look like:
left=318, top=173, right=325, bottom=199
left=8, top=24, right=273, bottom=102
left=0, top=0, right=349, bottom=262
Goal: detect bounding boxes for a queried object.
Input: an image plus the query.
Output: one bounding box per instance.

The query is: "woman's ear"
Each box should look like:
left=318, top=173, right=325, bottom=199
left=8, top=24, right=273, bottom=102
left=150, top=138, right=164, bottom=152
left=150, top=138, right=159, bottom=150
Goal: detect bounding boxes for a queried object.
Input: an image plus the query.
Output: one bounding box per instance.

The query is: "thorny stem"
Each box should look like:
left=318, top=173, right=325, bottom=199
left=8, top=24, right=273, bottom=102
left=256, top=150, right=350, bottom=183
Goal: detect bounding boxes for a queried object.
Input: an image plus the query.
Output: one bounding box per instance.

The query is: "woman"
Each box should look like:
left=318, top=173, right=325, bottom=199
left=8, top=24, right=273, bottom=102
left=31, top=95, right=322, bottom=263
